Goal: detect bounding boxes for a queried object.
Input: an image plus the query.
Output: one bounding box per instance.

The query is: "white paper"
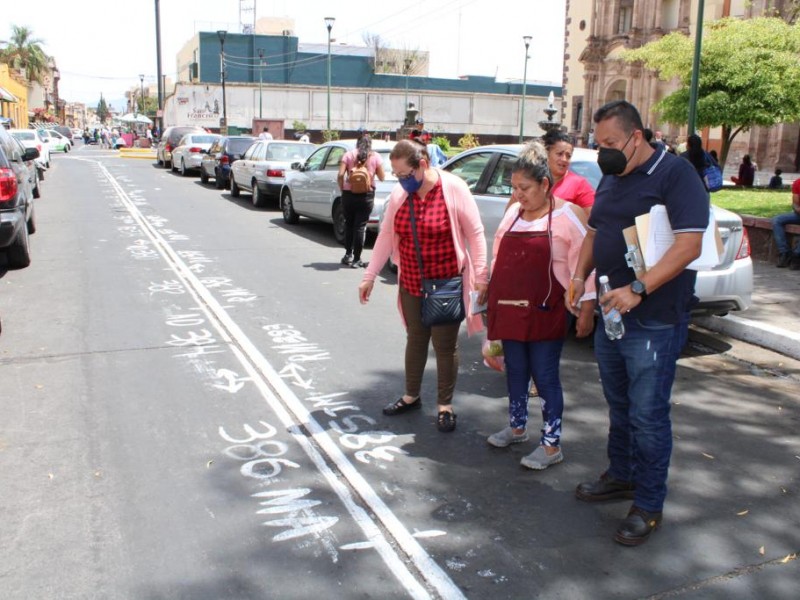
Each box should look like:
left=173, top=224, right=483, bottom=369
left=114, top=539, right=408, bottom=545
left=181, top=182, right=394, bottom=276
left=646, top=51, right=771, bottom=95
left=470, top=290, right=487, bottom=315
left=642, top=205, right=720, bottom=271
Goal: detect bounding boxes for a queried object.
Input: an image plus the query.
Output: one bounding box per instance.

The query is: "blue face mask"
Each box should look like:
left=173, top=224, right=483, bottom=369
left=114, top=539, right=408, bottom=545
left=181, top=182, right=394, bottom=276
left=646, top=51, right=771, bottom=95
left=398, top=170, right=422, bottom=195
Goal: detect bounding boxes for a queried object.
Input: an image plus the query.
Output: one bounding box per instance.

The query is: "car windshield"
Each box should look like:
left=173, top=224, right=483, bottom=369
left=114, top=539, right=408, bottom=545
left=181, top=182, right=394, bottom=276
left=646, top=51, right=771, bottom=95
left=228, top=138, right=254, bottom=153
left=377, top=150, right=396, bottom=180
left=191, top=135, right=218, bottom=144
left=569, top=159, right=602, bottom=190
left=265, top=143, right=315, bottom=161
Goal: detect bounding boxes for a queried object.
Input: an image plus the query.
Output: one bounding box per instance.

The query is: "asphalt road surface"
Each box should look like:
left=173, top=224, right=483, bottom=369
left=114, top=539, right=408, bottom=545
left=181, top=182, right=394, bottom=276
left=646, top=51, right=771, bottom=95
left=1, top=146, right=798, bottom=599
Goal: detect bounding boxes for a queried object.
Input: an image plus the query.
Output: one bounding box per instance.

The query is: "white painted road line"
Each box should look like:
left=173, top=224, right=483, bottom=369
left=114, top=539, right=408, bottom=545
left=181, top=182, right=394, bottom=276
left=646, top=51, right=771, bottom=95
left=89, top=158, right=466, bottom=600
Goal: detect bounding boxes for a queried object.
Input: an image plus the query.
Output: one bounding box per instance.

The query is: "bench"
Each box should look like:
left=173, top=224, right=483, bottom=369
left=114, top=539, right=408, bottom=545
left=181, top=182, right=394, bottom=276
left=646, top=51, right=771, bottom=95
left=741, top=215, right=800, bottom=261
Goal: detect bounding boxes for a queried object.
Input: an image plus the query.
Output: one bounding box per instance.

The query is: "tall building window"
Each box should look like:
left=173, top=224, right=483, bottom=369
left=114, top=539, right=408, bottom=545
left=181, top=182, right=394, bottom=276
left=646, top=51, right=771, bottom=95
left=618, top=1, right=634, bottom=34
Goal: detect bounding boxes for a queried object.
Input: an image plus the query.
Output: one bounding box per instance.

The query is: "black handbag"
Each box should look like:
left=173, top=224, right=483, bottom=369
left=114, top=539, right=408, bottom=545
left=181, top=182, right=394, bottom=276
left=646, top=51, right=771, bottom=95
left=407, top=195, right=466, bottom=328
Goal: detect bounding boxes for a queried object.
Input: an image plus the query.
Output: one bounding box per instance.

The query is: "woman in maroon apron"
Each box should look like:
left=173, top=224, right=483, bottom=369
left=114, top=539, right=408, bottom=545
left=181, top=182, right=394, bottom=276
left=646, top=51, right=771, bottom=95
left=486, top=142, right=596, bottom=469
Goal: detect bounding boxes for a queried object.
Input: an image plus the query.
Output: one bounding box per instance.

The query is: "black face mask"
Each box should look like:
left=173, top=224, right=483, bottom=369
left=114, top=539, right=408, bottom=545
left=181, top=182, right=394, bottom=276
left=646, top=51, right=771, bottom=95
left=597, top=132, right=635, bottom=176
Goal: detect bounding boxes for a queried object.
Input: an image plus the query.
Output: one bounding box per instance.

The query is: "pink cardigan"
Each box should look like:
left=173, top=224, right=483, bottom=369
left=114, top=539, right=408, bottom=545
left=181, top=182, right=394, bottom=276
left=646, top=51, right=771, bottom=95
left=363, top=170, right=489, bottom=335
left=491, top=201, right=596, bottom=303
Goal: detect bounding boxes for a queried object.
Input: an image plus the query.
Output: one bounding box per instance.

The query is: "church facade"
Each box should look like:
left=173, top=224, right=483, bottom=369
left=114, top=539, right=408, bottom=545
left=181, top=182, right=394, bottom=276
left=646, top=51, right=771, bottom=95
left=563, top=0, right=800, bottom=171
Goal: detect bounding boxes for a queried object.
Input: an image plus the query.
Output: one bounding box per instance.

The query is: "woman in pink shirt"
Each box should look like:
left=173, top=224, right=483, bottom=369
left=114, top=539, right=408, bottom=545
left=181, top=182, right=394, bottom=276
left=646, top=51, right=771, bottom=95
left=487, top=142, right=595, bottom=469
left=545, top=129, right=595, bottom=216
left=337, top=133, right=385, bottom=267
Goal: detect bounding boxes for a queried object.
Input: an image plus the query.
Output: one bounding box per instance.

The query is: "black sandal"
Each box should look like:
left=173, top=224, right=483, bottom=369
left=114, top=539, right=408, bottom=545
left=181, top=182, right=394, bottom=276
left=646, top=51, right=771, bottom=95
left=383, top=396, right=422, bottom=416
left=437, top=410, right=457, bottom=432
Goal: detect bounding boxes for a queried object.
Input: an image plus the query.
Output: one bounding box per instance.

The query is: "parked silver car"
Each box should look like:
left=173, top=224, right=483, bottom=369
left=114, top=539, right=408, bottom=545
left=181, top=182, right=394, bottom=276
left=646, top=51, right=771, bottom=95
left=279, top=139, right=397, bottom=243
left=170, top=133, right=221, bottom=176
left=230, top=140, right=316, bottom=207
left=441, top=144, right=752, bottom=316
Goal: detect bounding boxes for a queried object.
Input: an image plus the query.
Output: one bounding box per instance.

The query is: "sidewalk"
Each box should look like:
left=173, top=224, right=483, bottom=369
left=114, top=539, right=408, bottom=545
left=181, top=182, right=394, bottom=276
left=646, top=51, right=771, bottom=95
left=695, top=258, right=800, bottom=359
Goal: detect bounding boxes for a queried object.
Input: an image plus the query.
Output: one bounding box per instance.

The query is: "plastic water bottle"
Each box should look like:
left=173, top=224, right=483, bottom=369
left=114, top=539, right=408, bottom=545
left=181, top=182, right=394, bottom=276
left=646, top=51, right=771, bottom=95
left=599, top=275, right=625, bottom=340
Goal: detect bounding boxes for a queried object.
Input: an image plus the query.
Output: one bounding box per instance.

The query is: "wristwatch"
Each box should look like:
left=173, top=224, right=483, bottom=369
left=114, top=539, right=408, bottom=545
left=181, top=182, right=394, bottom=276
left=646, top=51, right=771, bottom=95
left=630, top=279, right=648, bottom=301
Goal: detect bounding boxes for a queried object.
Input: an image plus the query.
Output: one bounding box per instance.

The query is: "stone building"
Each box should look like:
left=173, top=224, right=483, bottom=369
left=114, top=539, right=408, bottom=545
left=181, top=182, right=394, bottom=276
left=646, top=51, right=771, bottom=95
left=563, top=0, right=799, bottom=172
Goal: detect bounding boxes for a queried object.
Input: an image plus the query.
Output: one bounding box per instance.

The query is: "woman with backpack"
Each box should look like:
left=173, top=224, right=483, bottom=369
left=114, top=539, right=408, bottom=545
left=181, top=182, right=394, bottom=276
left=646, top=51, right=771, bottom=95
left=337, top=132, right=385, bottom=268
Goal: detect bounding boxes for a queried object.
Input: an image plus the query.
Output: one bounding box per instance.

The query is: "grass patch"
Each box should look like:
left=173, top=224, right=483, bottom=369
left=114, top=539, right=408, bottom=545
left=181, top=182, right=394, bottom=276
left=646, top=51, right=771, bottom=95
left=711, top=187, right=794, bottom=217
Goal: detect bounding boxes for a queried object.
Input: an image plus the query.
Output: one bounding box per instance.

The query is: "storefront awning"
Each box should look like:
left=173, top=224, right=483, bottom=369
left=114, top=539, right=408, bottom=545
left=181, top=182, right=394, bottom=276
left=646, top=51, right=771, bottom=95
left=0, top=86, right=19, bottom=102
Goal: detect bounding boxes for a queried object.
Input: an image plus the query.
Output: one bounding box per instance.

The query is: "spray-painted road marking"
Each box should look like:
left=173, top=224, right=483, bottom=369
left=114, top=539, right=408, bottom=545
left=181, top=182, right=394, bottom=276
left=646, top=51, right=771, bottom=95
left=79, top=157, right=466, bottom=600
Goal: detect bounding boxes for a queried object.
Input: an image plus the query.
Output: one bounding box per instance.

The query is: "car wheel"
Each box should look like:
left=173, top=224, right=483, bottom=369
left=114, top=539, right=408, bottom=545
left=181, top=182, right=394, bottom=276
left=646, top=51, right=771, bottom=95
left=157, top=155, right=163, bottom=167
left=215, top=172, right=224, bottom=189
left=32, top=177, right=40, bottom=199
left=332, top=201, right=345, bottom=245
left=252, top=181, right=267, bottom=208
left=180, top=160, right=188, bottom=176
left=27, top=205, right=36, bottom=235
left=282, top=190, right=299, bottom=224
left=6, top=220, right=31, bottom=269
left=200, top=169, right=209, bottom=184
left=230, top=177, right=241, bottom=198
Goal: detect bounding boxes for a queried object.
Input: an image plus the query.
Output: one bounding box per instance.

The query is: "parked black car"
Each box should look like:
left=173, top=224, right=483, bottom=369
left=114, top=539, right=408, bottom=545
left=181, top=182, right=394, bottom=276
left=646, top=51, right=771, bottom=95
left=0, top=126, right=38, bottom=269
left=199, top=135, right=255, bottom=189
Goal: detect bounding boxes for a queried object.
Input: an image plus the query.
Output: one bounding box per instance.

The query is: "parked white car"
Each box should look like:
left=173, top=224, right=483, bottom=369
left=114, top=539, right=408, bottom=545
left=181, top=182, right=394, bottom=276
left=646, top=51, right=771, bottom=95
left=9, top=128, right=50, bottom=170
left=230, top=140, right=316, bottom=207
left=170, top=133, right=221, bottom=176
left=441, top=144, right=752, bottom=316
left=279, top=139, right=397, bottom=243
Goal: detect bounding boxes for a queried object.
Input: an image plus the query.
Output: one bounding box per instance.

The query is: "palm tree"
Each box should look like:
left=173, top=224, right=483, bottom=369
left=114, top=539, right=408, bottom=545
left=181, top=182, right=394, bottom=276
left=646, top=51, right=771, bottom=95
left=0, top=25, right=49, bottom=84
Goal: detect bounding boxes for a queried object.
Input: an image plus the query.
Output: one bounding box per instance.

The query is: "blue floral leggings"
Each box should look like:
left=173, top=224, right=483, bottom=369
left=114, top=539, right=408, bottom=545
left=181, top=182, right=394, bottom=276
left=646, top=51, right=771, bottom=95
left=502, top=339, right=564, bottom=447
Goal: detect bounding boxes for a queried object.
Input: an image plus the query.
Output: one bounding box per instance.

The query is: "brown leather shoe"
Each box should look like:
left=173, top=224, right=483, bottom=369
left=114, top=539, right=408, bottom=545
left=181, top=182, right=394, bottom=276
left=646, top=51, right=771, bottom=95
left=614, top=505, right=662, bottom=546
left=575, top=472, right=635, bottom=502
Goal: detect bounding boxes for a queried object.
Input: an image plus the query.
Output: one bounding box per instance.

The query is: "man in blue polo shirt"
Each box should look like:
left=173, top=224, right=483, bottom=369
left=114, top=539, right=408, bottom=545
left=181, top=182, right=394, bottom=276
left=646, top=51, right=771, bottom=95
left=569, top=101, right=709, bottom=546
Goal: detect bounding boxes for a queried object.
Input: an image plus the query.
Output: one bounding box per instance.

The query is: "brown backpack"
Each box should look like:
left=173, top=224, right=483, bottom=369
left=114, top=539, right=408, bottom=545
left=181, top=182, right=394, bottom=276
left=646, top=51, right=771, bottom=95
left=349, top=160, right=372, bottom=194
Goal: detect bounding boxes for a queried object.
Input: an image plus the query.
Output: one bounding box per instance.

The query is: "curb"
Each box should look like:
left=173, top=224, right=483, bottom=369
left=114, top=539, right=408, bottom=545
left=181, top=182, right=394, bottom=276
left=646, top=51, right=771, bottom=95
left=694, top=315, right=800, bottom=360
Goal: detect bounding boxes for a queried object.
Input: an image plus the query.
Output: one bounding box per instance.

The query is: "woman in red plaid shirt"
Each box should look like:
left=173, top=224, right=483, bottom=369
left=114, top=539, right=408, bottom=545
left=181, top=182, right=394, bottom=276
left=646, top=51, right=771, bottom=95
left=358, top=140, right=489, bottom=432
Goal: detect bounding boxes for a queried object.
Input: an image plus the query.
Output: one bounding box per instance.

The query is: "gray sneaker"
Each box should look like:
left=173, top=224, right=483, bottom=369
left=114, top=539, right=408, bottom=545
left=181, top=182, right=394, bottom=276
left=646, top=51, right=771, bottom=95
left=487, top=427, right=529, bottom=448
left=520, top=445, right=563, bottom=470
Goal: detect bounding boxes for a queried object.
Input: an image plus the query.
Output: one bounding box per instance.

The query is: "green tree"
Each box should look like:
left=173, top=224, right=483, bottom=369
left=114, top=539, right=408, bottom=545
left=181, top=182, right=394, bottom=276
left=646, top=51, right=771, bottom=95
left=96, top=95, right=110, bottom=124
left=622, top=17, right=800, bottom=166
left=0, top=25, right=49, bottom=84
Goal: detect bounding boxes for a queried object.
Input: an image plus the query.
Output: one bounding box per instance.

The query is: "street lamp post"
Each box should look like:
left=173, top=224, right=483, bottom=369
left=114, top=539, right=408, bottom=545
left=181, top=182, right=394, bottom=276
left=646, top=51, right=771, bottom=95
left=404, top=58, right=412, bottom=115
left=687, top=0, right=706, bottom=135
left=324, top=17, right=335, bottom=136
left=217, top=30, right=228, bottom=135
left=139, top=74, right=145, bottom=119
left=519, top=35, right=532, bottom=143
left=258, top=48, right=264, bottom=119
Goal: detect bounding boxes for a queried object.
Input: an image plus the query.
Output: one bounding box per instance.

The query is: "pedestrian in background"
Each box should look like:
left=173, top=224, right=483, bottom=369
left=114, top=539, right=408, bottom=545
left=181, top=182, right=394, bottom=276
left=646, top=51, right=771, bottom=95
left=680, top=134, right=709, bottom=185
left=768, top=168, right=783, bottom=189
left=544, top=129, right=595, bottom=216
left=731, top=154, right=755, bottom=187
left=570, top=100, right=709, bottom=546
left=772, top=178, right=800, bottom=269
left=358, top=139, right=488, bottom=433
left=337, top=132, right=385, bottom=268
left=486, top=141, right=595, bottom=469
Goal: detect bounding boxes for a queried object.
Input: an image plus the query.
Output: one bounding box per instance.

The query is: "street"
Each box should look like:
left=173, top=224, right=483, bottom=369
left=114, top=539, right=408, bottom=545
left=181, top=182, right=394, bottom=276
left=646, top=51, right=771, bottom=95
left=1, top=147, right=798, bottom=600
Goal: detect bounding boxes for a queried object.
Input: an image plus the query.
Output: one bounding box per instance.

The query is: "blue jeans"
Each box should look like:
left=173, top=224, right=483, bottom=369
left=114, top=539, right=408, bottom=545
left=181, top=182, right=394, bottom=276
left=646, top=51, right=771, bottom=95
left=502, top=339, right=564, bottom=446
left=772, top=212, right=800, bottom=255
left=593, top=314, right=689, bottom=513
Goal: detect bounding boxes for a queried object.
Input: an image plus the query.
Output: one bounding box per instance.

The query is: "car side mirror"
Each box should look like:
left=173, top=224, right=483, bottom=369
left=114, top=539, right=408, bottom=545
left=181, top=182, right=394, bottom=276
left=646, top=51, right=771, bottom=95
left=291, top=162, right=302, bottom=170
left=24, top=147, right=40, bottom=161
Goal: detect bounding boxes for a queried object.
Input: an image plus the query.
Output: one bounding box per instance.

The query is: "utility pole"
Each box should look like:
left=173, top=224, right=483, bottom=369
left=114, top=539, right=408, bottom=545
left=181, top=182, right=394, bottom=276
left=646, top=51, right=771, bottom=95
left=258, top=48, right=264, bottom=119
